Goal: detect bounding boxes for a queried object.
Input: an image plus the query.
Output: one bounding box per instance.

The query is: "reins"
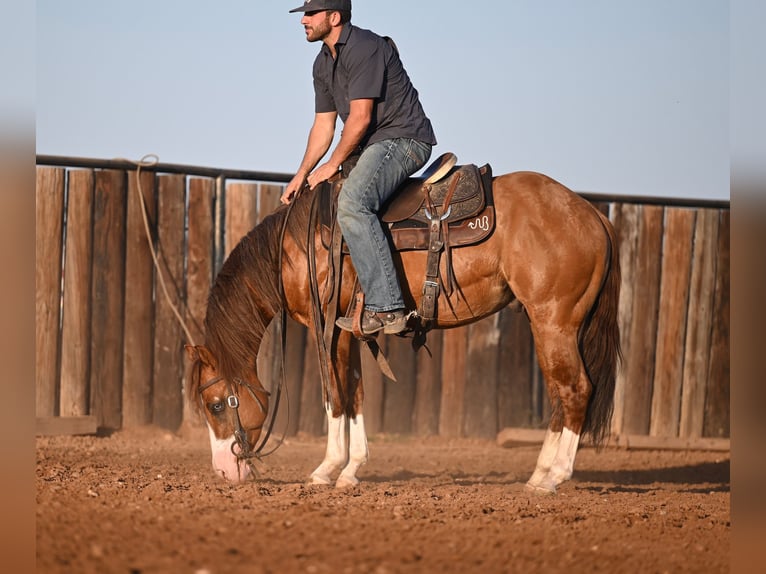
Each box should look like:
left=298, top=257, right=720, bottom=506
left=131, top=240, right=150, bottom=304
left=307, top=185, right=337, bottom=407
left=209, top=198, right=296, bottom=472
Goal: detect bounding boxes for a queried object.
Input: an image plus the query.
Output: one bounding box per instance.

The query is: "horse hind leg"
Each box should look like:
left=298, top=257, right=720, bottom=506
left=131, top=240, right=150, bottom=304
left=525, top=325, right=591, bottom=494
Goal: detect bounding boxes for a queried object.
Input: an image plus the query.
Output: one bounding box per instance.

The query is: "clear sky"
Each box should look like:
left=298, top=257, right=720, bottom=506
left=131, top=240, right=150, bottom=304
left=36, top=0, right=730, bottom=200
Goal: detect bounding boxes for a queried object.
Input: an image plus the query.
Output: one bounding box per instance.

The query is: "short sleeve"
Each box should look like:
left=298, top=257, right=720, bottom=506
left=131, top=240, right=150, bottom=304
left=343, top=39, right=385, bottom=101
left=313, top=57, right=336, bottom=113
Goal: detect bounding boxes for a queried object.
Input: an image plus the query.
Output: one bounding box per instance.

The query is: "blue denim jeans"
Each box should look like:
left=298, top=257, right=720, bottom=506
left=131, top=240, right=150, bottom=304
left=337, top=138, right=432, bottom=312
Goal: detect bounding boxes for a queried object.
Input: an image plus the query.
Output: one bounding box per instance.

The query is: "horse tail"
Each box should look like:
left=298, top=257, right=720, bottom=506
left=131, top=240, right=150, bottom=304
left=580, top=210, right=622, bottom=447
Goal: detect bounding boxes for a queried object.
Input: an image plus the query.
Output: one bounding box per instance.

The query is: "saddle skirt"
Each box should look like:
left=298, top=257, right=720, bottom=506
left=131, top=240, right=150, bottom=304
left=319, top=161, right=495, bottom=252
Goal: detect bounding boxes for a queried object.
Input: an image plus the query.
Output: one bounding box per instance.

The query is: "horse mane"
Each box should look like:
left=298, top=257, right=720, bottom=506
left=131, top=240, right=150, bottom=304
left=187, top=192, right=313, bottom=404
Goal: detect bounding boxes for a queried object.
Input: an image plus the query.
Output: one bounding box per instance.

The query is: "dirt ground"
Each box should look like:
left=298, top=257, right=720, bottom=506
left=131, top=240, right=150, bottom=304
left=36, top=426, right=729, bottom=574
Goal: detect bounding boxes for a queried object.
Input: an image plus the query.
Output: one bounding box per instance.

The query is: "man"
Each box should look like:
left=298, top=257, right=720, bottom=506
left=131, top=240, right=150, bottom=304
left=282, top=0, right=437, bottom=336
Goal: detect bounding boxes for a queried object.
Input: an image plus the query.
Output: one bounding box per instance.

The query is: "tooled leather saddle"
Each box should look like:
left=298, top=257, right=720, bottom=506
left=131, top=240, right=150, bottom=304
left=318, top=153, right=495, bottom=328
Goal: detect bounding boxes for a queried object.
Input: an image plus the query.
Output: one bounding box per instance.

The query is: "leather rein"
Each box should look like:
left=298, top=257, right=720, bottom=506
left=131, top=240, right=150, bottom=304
left=196, top=199, right=296, bottom=473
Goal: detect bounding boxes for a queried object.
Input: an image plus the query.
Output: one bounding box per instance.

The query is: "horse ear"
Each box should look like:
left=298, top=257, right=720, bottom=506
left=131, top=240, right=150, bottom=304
left=186, top=345, right=217, bottom=368
left=184, top=345, right=198, bottom=361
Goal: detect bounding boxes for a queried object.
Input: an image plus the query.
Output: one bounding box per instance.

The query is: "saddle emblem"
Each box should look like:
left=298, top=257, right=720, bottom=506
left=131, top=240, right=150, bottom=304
left=469, top=215, right=490, bottom=232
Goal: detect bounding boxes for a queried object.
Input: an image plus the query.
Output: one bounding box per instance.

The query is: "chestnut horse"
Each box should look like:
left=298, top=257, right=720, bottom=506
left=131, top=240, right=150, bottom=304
left=186, top=169, right=621, bottom=494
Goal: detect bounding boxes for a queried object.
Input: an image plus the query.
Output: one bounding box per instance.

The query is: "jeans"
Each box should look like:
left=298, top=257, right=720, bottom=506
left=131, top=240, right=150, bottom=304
left=336, top=138, right=432, bottom=312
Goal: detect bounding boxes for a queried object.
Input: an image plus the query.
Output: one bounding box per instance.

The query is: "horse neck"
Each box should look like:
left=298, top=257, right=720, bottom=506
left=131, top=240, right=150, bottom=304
left=205, top=223, right=284, bottom=381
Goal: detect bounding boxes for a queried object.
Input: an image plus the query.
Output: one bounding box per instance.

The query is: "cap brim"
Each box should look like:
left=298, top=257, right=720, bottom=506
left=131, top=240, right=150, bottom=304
left=288, top=6, right=308, bottom=12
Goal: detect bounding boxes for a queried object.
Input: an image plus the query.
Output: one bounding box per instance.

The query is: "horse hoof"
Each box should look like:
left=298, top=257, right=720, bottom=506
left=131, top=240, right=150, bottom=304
left=525, top=481, right=556, bottom=495
left=308, top=474, right=333, bottom=486
left=335, top=475, right=359, bottom=489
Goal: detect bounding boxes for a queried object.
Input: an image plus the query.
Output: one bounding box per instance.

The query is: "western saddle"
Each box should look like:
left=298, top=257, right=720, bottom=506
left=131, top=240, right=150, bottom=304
left=319, top=153, right=495, bottom=332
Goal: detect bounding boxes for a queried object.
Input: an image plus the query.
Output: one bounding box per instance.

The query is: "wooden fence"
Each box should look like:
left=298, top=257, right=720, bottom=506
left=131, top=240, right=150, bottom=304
left=35, top=157, right=729, bottom=447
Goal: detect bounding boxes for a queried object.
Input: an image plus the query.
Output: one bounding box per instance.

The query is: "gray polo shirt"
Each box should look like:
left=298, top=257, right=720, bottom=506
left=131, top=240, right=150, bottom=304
left=312, top=24, right=437, bottom=148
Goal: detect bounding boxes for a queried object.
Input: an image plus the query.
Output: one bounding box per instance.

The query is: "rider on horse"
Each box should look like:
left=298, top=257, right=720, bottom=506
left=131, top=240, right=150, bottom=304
left=281, top=0, right=437, bottom=336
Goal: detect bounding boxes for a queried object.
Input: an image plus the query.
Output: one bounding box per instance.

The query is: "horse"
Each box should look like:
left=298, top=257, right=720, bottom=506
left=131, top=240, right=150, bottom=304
left=186, top=166, right=621, bottom=494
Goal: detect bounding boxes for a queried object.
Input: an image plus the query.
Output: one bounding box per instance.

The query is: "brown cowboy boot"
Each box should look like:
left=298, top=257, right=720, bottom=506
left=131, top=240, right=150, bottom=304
left=336, top=309, right=410, bottom=336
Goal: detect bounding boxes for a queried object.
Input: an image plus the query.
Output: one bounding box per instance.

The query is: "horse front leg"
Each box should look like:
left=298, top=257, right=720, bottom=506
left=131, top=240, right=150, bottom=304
left=308, top=406, right=369, bottom=488
left=309, top=403, right=349, bottom=485
left=336, top=413, right=368, bottom=488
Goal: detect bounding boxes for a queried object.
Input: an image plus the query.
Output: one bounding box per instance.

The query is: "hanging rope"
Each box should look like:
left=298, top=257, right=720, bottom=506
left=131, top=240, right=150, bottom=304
left=118, top=154, right=197, bottom=346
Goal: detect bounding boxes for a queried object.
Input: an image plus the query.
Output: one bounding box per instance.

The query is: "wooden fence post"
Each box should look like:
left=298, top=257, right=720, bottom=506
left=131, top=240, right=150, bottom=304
left=59, top=169, right=95, bottom=419
left=463, top=314, right=501, bottom=438
left=619, top=204, right=664, bottom=435
left=152, top=174, right=186, bottom=430
left=679, top=208, right=720, bottom=437
left=496, top=307, right=534, bottom=429
left=35, top=167, right=66, bottom=418
left=412, top=330, right=442, bottom=436
left=183, top=176, right=215, bottom=426
left=650, top=207, right=695, bottom=437
left=703, top=210, right=730, bottom=438
left=90, top=169, right=127, bottom=430
left=439, top=326, right=467, bottom=437
left=122, top=169, right=156, bottom=426
left=382, top=335, right=417, bottom=433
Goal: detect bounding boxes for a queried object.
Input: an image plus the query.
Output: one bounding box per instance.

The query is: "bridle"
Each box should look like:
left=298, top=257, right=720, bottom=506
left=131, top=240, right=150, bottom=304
left=198, top=374, right=272, bottom=471
left=195, top=195, right=295, bottom=479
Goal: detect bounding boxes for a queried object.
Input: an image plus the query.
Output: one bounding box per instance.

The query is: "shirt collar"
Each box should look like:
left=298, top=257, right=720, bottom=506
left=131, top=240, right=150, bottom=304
left=321, top=23, right=353, bottom=59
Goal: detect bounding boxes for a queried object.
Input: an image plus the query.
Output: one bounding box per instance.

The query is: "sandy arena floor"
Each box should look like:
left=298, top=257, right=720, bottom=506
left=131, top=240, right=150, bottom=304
left=36, top=426, right=729, bottom=573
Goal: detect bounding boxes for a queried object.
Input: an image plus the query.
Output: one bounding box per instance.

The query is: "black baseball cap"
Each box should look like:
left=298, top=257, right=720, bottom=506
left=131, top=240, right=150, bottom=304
left=289, top=0, right=351, bottom=13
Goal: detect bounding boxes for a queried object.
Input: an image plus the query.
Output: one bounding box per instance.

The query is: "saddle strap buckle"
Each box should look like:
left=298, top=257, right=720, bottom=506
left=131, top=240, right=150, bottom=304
left=419, top=280, right=440, bottom=322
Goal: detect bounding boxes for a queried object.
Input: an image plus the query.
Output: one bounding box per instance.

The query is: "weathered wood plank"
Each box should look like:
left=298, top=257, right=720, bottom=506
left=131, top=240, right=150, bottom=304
left=185, top=177, right=214, bottom=345
left=35, top=167, right=66, bottom=417
left=298, top=331, right=326, bottom=435
left=36, top=416, right=98, bottom=437
left=360, top=335, right=386, bottom=434
left=60, top=170, right=95, bottom=418
left=497, top=427, right=730, bottom=452
left=35, top=168, right=65, bottom=416
left=122, top=169, right=156, bottom=426
left=275, top=318, right=307, bottom=436
left=703, top=210, right=730, bottom=438
left=620, top=204, right=664, bottom=435
left=650, top=207, right=695, bottom=437
left=611, top=433, right=730, bottom=452
left=609, top=202, right=638, bottom=435
left=496, top=427, right=548, bottom=446
left=439, top=326, right=467, bottom=437
left=463, top=314, right=501, bottom=438
left=224, top=181, right=258, bottom=256
left=89, top=169, right=127, bottom=430
left=412, top=330, right=442, bottom=436
left=680, top=208, right=720, bottom=437
left=183, top=177, right=215, bottom=426
left=382, top=334, right=417, bottom=434
left=152, top=174, right=186, bottom=430
left=259, top=183, right=283, bottom=219
left=496, top=307, right=534, bottom=429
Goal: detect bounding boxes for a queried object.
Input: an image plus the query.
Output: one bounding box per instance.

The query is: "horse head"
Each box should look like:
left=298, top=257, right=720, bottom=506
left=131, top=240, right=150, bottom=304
left=186, top=345, right=270, bottom=484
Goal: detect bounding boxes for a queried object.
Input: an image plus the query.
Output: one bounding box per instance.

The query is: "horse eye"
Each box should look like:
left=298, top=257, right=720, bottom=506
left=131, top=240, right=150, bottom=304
left=208, top=402, right=225, bottom=415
